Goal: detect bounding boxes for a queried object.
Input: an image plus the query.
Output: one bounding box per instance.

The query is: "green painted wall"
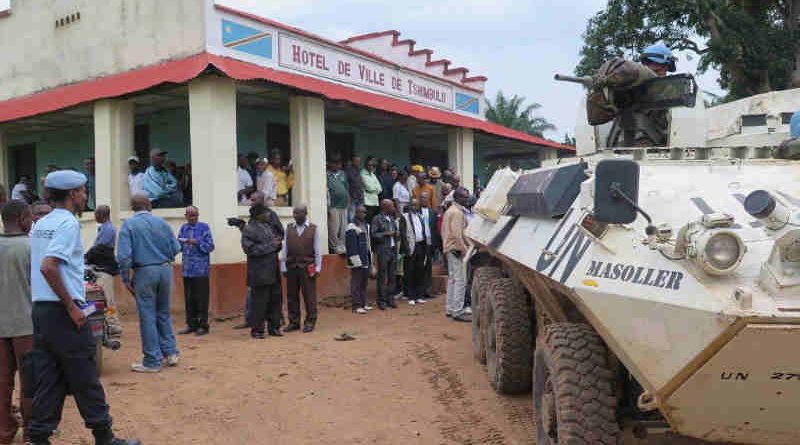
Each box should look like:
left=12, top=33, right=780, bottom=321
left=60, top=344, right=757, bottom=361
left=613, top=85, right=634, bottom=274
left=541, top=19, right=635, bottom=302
left=235, top=105, right=413, bottom=166
left=140, top=107, right=191, bottom=166
left=6, top=126, right=94, bottom=185
left=3, top=104, right=447, bottom=190
left=352, top=128, right=411, bottom=167
left=4, top=106, right=192, bottom=190
left=237, top=106, right=289, bottom=157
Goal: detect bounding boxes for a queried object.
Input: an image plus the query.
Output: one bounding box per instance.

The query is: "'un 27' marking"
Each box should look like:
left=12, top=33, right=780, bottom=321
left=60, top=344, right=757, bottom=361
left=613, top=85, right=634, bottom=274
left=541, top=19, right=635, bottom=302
left=536, top=209, right=591, bottom=284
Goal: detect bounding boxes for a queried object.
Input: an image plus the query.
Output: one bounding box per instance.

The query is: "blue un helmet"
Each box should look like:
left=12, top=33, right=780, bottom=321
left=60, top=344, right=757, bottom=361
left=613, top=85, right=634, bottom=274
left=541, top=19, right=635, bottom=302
left=640, top=42, right=677, bottom=73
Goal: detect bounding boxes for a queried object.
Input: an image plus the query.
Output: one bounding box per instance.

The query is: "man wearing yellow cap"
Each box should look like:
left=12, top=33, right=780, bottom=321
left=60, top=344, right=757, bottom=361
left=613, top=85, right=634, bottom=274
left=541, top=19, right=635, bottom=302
left=407, top=164, right=423, bottom=192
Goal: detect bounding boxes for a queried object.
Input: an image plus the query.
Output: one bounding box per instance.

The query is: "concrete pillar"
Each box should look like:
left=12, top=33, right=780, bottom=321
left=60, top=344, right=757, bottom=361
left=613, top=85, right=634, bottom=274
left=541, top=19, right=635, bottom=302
left=94, top=99, right=134, bottom=226
left=448, top=127, right=474, bottom=192
left=189, top=75, right=241, bottom=264
left=290, top=95, right=328, bottom=245
left=0, top=128, right=7, bottom=193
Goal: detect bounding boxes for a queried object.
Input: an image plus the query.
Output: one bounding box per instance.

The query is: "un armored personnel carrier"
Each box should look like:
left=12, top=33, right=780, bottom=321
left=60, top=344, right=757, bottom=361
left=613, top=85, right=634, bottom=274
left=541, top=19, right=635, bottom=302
left=465, top=73, right=800, bottom=444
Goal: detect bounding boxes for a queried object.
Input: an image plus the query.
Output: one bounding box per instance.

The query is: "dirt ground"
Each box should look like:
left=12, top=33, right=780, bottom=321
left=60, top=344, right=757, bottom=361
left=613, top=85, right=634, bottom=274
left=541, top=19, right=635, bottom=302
left=43, top=296, right=539, bottom=445
left=16, top=294, right=716, bottom=445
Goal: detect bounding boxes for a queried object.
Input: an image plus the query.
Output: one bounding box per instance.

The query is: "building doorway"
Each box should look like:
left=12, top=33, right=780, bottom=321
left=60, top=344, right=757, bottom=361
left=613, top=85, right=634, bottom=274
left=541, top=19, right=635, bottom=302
left=410, top=146, right=447, bottom=171
left=9, top=143, right=36, bottom=185
left=325, top=131, right=354, bottom=162
left=266, top=123, right=290, bottom=160
left=134, top=124, right=150, bottom=167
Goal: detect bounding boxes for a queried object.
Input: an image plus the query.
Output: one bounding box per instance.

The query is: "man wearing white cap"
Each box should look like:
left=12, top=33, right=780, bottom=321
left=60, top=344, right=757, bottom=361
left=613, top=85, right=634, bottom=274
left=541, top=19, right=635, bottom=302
left=127, top=155, right=145, bottom=197
left=28, top=170, right=140, bottom=445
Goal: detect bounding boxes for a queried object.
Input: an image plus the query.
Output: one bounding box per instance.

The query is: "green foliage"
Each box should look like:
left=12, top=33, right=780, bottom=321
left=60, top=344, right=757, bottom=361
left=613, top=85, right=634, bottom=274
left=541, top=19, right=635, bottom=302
left=485, top=91, right=556, bottom=137
left=577, top=0, right=800, bottom=100
left=563, top=133, right=577, bottom=146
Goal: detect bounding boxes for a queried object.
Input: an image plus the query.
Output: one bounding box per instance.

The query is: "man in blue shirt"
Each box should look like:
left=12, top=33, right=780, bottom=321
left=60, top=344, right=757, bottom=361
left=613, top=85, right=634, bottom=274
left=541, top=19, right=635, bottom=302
left=93, top=205, right=116, bottom=248
left=89, top=204, right=122, bottom=347
left=142, top=149, right=180, bottom=209
left=177, top=206, right=215, bottom=336
left=117, top=194, right=181, bottom=373
left=28, top=170, right=139, bottom=445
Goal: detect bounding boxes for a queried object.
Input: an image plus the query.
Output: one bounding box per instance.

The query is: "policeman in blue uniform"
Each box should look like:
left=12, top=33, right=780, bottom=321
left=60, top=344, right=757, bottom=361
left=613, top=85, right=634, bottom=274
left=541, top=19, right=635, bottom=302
left=27, top=170, right=139, bottom=445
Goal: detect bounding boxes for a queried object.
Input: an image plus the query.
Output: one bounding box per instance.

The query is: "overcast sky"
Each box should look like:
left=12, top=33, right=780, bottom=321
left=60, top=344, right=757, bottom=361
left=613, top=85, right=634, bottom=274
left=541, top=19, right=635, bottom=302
left=217, top=0, right=723, bottom=140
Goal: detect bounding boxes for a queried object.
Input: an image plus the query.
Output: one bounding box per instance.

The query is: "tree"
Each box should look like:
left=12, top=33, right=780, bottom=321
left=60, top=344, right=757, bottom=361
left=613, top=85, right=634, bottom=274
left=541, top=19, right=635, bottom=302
left=576, top=0, right=800, bottom=100
left=486, top=91, right=556, bottom=137
left=563, top=133, right=577, bottom=147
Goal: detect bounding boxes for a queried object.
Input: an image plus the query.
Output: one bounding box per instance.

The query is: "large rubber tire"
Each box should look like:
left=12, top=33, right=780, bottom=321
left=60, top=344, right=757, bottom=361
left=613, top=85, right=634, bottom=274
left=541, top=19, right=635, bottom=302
left=484, top=277, right=532, bottom=394
left=471, top=267, right=502, bottom=364
left=534, top=323, right=621, bottom=445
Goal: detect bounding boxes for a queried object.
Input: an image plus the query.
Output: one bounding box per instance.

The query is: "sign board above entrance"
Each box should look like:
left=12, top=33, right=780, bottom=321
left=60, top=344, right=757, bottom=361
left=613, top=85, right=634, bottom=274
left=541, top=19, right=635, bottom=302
left=278, top=34, right=454, bottom=110
left=209, top=6, right=484, bottom=117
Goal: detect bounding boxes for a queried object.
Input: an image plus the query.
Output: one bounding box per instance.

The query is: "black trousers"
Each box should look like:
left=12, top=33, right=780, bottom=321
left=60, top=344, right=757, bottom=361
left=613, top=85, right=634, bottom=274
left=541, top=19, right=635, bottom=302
left=28, top=302, right=111, bottom=442
left=250, top=284, right=282, bottom=334
left=464, top=260, right=475, bottom=307
left=183, top=276, right=210, bottom=330
left=376, top=249, right=396, bottom=305
left=286, top=267, right=318, bottom=326
left=406, top=242, right=428, bottom=298
left=423, top=245, right=433, bottom=297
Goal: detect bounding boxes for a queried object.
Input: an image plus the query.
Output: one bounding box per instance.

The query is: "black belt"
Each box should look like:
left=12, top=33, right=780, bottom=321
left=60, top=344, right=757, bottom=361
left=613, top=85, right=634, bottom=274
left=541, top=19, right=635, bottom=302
left=133, top=262, right=169, bottom=269
left=34, top=300, right=85, bottom=307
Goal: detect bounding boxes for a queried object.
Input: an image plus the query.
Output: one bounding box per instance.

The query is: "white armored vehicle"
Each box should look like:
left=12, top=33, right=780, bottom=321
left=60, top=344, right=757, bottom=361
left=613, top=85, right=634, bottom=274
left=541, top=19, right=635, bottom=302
left=465, top=74, right=800, bottom=444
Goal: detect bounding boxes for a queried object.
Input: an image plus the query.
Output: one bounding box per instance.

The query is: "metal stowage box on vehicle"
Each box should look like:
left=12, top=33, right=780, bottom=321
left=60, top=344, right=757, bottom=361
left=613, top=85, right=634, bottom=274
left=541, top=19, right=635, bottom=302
left=505, top=161, right=587, bottom=218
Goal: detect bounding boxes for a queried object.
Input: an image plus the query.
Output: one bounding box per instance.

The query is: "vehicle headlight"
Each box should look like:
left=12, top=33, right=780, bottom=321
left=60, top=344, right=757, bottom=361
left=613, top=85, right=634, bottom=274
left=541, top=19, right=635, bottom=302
left=705, top=233, right=741, bottom=270
left=694, top=230, right=746, bottom=276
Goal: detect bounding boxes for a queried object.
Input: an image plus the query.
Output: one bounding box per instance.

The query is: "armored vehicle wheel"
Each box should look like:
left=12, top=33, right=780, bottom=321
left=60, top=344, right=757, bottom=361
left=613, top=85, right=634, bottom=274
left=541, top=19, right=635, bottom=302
left=484, top=277, right=532, bottom=394
left=472, top=267, right=502, bottom=364
left=534, top=323, right=621, bottom=445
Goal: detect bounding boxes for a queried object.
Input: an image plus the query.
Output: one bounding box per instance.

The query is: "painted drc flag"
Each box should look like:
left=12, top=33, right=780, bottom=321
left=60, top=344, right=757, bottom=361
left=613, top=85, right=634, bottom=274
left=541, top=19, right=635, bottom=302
left=222, top=19, right=272, bottom=59
left=456, top=92, right=480, bottom=114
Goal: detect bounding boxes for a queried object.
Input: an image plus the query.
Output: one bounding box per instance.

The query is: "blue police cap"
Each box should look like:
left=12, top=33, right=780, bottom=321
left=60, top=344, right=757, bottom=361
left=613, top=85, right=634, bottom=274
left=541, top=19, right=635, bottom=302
left=44, top=170, right=88, bottom=190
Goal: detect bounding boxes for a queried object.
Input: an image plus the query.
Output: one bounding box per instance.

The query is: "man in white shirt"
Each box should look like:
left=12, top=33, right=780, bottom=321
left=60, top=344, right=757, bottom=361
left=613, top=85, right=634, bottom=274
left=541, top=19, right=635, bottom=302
left=10, top=176, right=32, bottom=202
left=127, top=156, right=145, bottom=197
left=255, top=158, right=277, bottom=206
left=237, top=155, right=255, bottom=205
left=279, top=204, right=322, bottom=333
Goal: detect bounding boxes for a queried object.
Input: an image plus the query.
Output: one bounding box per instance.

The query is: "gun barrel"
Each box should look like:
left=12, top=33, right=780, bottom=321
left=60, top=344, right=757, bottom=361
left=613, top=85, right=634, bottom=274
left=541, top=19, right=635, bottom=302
left=554, top=74, right=593, bottom=87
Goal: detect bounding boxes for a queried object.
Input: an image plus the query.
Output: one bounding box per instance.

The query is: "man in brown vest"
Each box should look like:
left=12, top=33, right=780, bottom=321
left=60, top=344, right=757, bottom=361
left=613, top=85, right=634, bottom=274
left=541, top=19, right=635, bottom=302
left=280, top=204, right=322, bottom=333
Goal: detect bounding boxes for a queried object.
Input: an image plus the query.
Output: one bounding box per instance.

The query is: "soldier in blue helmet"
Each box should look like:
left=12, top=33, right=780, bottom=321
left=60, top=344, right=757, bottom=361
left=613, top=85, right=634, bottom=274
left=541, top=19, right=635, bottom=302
left=640, top=42, right=677, bottom=77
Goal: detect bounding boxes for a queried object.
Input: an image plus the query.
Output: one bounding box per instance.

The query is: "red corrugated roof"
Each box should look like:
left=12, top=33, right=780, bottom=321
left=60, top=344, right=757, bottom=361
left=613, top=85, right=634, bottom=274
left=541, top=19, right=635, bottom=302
left=0, top=53, right=210, bottom=123
left=0, top=52, right=573, bottom=151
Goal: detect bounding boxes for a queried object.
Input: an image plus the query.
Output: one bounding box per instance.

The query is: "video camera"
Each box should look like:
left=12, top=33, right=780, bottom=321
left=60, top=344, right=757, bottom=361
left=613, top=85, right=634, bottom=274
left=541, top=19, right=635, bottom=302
left=226, top=217, right=246, bottom=230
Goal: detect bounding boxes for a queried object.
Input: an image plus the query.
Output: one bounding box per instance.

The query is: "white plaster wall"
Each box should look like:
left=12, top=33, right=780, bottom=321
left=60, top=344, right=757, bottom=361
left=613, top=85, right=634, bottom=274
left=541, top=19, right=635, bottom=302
left=0, top=0, right=207, bottom=101
left=706, top=88, right=800, bottom=141
left=348, top=35, right=454, bottom=81
left=347, top=36, right=399, bottom=62
left=405, top=54, right=431, bottom=72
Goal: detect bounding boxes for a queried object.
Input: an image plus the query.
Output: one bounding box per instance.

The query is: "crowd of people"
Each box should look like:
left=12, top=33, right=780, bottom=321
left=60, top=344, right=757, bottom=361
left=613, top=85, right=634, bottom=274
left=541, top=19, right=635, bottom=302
left=237, top=149, right=295, bottom=207
left=0, top=153, right=479, bottom=443
left=327, top=155, right=478, bottom=322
